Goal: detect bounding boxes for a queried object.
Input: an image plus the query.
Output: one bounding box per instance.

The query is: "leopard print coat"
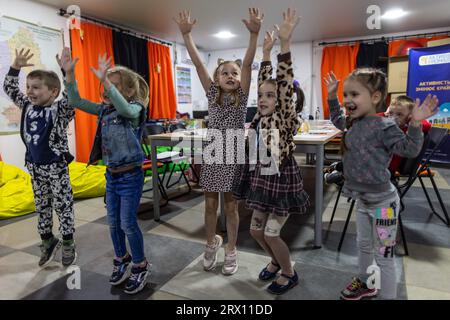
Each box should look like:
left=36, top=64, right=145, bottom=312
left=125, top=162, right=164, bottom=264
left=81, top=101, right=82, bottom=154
left=250, top=52, right=300, bottom=168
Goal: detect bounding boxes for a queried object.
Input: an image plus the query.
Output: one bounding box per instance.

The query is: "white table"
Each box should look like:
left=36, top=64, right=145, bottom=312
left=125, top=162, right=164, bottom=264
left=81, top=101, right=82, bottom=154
left=148, top=121, right=341, bottom=248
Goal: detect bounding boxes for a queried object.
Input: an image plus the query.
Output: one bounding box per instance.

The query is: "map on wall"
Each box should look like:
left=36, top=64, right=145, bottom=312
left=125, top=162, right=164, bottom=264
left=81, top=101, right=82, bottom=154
left=176, top=66, right=192, bottom=104
left=0, top=16, right=64, bottom=134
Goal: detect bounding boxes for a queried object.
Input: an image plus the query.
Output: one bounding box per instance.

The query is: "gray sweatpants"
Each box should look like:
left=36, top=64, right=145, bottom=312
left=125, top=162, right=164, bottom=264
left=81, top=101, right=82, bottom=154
left=348, top=187, right=400, bottom=299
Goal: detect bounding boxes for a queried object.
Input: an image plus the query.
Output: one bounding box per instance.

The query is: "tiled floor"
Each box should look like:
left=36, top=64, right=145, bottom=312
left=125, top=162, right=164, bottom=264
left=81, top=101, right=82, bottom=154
left=1, top=164, right=449, bottom=300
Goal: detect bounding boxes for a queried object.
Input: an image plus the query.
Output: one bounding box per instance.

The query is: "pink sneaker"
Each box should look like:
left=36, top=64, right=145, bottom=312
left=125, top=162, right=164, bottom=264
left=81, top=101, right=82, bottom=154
left=203, top=235, right=223, bottom=271
left=222, top=249, right=238, bottom=275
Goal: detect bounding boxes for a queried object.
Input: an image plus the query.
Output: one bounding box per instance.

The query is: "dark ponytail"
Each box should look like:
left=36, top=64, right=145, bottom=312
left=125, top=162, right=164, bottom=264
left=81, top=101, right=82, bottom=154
left=293, top=80, right=305, bottom=114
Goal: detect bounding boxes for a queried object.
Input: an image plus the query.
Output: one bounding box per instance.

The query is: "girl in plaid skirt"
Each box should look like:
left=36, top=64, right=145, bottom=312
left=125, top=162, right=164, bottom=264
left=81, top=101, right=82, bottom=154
left=234, top=9, right=309, bottom=295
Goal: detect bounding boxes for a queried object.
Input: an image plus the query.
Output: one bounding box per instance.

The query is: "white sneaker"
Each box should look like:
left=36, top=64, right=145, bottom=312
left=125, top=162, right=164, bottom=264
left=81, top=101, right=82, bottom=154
left=203, top=235, right=223, bottom=271
left=222, top=248, right=238, bottom=275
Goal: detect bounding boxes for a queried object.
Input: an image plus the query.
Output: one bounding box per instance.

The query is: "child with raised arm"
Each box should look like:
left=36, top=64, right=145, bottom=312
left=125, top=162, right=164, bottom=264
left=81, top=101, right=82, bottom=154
left=3, top=48, right=77, bottom=268
left=174, top=8, right=262, bottom=275
left=325, top=70, right=438, bottom=300
left=65, top=52, right=150, bottom=295
left=234, top=9, right=310, bottom=295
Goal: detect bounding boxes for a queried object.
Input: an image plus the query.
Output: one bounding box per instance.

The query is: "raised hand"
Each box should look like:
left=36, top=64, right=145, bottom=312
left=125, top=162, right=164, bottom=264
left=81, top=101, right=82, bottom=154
left=90, top=53, right=113, bottom=82
left=411, top=94, right=439, bottom=122
left=174, top=10, right=197, bottom=35
left=12, top=48, right=34, bottom=69
left=56, top=47, right=79, bottom=73
left=274, top=8, right=300, bottom=42
left=324, top=71, right=340, bottom=99
left=242, top=8, right=264, bottom=34
left=263, top=31, right=276, bottom=53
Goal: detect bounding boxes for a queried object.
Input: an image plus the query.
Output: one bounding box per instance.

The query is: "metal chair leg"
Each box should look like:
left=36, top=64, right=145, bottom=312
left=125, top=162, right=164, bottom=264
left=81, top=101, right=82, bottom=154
left=330, top=185, right=342, bottom=226
left=166, top=162, right=191, bottom=191
left=428, top=170, right=450, bottom=226
left=398, top=214, right=409, bottom=256
left=418, top=176, right=437, bottom=215
left=338, top=199, right=356, bottom=252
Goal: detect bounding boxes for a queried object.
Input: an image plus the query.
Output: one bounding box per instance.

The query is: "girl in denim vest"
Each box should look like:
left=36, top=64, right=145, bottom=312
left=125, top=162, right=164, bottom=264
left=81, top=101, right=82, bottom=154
left=65, top=52, right=150, bottom=295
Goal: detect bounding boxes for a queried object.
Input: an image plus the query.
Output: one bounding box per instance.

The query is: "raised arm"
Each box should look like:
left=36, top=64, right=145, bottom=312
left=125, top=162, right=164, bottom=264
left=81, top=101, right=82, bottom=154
left=56, top=47, right=75, bottom=121
left=258, top=31, right=275, bottom=86
left=90, top=54, right=142, bottom=118
left=385, top=94, right=439, bottom=157
left=241, top=8, right=263, bottom=95
left=274, top=9, right=300, bottom=120
left=3, top=49, right=34, bottom=109
left=325, top=71, right=346, bottom=131
left=174, top=11, right=212, bottom=92
left=62, top=49, right=103, bottom=116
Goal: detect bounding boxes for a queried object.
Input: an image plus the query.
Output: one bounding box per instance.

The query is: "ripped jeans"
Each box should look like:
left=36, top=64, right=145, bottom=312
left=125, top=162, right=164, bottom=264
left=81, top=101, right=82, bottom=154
left=353, top=188, right=400, bottom=299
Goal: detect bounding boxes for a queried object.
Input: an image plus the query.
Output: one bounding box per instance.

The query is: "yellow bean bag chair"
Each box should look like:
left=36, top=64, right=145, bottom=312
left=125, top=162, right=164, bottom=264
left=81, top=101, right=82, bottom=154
left=69, top=162, right=106, bottom=199
left=0, top=161, right=35, bottom=219
left=0, top=161, right=106, bottom=219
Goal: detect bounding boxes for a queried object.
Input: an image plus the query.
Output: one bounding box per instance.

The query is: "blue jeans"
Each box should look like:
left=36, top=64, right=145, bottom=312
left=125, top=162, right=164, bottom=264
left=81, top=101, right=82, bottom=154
left=105, top=167, right=145, bottom=264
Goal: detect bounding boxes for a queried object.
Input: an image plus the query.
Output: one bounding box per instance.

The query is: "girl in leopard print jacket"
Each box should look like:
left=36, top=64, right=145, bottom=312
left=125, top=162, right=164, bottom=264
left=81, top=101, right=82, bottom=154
left=234, top=9, right=309, bottom=295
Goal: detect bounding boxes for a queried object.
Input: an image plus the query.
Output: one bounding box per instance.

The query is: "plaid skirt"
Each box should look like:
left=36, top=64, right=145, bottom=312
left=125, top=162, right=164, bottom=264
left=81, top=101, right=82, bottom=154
left=233, top=156, right=310, bottom=216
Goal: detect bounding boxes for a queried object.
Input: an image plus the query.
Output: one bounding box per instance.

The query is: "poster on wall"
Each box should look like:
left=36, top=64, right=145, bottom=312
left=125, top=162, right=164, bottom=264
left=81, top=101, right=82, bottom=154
left=0, top=16, right=64, bottom=135
left=176, top=66, right=192, bottom=104
left=407, top=44, right=450, bottom=164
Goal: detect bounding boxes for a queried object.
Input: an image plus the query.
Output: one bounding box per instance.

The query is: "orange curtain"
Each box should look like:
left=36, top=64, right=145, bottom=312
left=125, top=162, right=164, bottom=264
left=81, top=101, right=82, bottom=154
left=147, top=42, right=176, bottom=119
left=388, top=35, right=449, bottom=57
left=321, top=44, right=360, bottom=119
left=70, top=22, right=114, bottom=163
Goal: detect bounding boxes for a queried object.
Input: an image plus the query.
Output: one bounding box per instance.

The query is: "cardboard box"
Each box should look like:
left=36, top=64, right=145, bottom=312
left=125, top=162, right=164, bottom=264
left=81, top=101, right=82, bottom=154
left=390, top=92, right=407, bottom=100
left=388, top=56, right=409, bottom=93
left=427, top=38, right=450, bottom=47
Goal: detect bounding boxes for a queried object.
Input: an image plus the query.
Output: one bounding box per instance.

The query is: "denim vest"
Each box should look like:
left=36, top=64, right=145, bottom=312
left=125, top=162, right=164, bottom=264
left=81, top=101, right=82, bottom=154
left=88, top=104, right=145, bottom=169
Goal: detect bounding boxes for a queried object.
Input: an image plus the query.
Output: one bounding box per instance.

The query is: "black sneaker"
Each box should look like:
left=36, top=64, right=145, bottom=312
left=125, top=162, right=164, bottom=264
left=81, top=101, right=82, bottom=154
left=124, top=262, right=150, bottom=294
left=38, top=237, right=62, bottom=268
left=62, top=240, right=77, bottom=267
left=340, top=277, right=378, bottom=300
left=109, top=255, right=132, bottom=286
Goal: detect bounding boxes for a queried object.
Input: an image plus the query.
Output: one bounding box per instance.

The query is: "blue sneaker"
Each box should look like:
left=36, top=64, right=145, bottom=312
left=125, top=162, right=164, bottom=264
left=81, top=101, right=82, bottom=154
left=109, top=255, right=132, bottom=286
left=259, top=261, right=281, bottom=281
left=124, top=262, right=150, bottom=294
left=267, top=270, right=299, bottom=295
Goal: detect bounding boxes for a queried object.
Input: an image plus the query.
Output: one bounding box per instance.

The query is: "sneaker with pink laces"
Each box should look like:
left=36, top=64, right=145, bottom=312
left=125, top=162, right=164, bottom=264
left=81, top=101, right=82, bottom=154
left=222, top=248, right=238, bottom=275
left=203, top=235, right=223, bottom=271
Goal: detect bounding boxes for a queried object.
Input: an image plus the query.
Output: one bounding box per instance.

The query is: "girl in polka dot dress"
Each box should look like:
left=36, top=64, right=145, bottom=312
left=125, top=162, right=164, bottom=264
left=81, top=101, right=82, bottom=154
left=175, top=8, right=262, bottom=275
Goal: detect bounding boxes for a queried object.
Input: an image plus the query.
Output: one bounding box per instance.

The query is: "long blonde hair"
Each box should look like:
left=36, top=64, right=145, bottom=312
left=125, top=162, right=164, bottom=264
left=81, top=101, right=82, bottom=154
left=106, top=65, right=150, bottom=107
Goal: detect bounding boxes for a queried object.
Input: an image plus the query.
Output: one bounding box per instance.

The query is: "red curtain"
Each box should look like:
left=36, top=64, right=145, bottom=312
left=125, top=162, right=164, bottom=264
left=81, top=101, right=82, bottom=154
left=388, top=35, right=449, bottom=57
left=147, top=42, right=176, bottom=119
left=320, top=44, right=360, bottom=118
left=70, top=22, right=114, bottom=163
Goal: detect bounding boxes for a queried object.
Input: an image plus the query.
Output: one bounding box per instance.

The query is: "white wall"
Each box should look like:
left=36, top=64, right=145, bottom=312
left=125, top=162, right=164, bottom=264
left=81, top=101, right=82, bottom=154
left=0, top=0, right=75, bottom=170
left=205, top=42, right=314, bottom=116
left=172, top=43, right=208, bottom=118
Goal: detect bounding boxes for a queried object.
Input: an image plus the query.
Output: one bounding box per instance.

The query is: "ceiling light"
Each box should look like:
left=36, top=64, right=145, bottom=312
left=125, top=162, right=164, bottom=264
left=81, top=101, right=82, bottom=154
left=213, top=31, right=236, bottom=39
left=382, top=8, right=408, bottom=20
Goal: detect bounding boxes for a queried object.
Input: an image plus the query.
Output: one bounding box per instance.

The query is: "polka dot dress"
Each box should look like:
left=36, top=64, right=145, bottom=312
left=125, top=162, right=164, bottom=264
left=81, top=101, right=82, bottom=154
left=200, top=83, right=248, bottom=192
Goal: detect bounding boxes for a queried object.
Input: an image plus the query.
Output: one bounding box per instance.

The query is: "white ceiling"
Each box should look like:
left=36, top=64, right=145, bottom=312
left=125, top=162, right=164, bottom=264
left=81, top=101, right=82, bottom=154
left=35, top=0, right=450, bottom=51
